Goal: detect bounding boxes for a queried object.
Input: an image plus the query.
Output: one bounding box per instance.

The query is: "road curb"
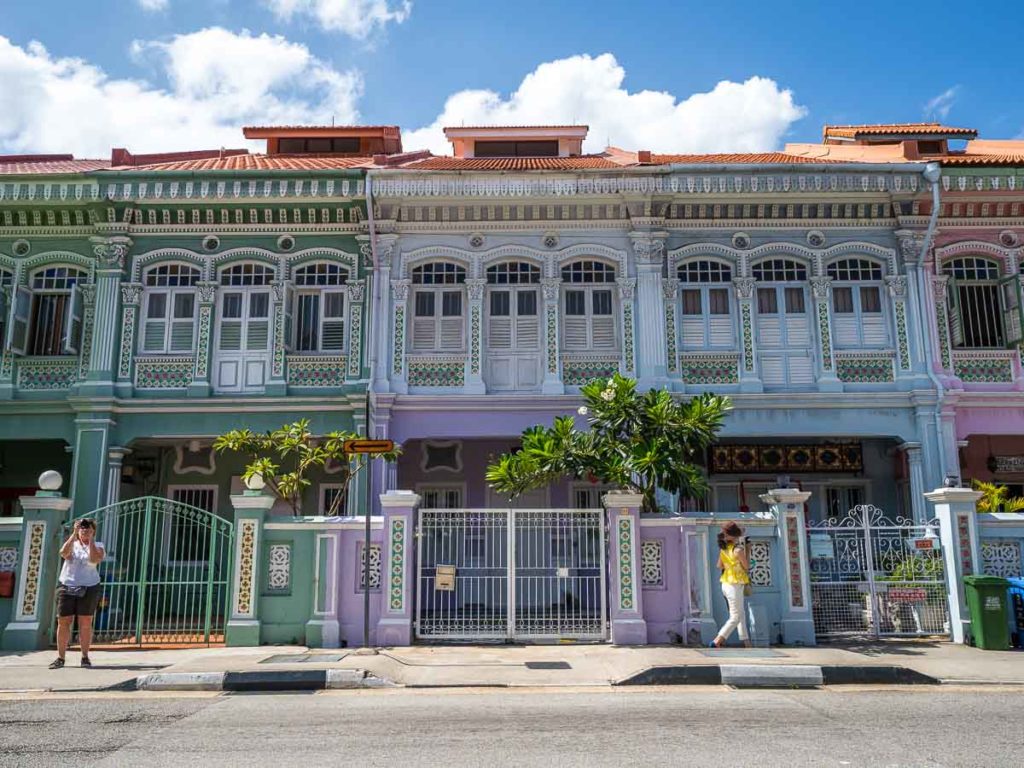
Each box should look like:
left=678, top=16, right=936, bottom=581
left=134, top=669, right=396, bottom=692
left=616, top=664, right=940, bottom=687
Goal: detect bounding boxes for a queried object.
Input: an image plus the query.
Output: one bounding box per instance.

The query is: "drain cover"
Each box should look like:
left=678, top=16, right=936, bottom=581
left=524, top=661, right=572, bottom=670
left=696, top=648, right=784, bottom=658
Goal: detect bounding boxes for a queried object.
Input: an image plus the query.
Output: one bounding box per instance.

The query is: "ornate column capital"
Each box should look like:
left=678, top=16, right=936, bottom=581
left=465, top=278, right=486, bottom=301
left=347, top=279, right=366, bottom=303
left=732, top=276, right=757, bottom=300
left=120, top=282, right=144, bottom=306
left=89, top=235, right=133, bottom=271
left=662, top=279, right=679, bottom=300
left=197, top=281, right=219, bottom=304
left=391, top=279, right=411, bottom=302
left=270, top=279, right=287, bottom=302
left=896, top=229, right=927, bottom=265
left=540, top=277, right=562, bottom=302
left=617, top=277, right=637, bottom=301
left=79, top=283, right=97, bottom=306
left=629, top=232, right=668, bottom=266
left=809, top=276, right=832, bottom=301
left=932, top=274, right=950, bottom=301
left=885, top=275, right=908, bottom=299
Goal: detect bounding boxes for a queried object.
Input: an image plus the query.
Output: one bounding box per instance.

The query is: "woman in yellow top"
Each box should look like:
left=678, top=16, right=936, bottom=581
left=711, top=522, right=752, bottom=648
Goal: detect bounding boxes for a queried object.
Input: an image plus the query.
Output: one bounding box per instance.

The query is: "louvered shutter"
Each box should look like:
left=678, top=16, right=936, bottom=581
left=758, top=316, right=783, bottom=348
left=488, top=290, right=512, bottom=350
left=0, top=289, right=6, bottom=348
left=219, top=293, right=243, bottom=351
left=516, top=314, right=539, bottom=350
left=947, top=278, right=964, bottom=347
left=833, top=316, right=860, bottom=347
left=789, top=354, right=815, bottom=384
left=591, top=316, right=616, bottom=350
left=1000, top=276, right=1022, bottom=346
left=7, top=285, right=31, bottom=355
left=169, top=291, right=196, bottom=352
left=709, top=317, right=733, bottom=347
left=412, top=316, right=436, bottom=351
left=861, top=314, right=889, bottom=347
left=142, top=292, right=168, bottom=353
left=786, top=314, right=811, bottom=346
left=246, top=292, right=270, bottom=351
left=681, top=317, right=705, bottom=348
left=760, top=354, right=784, bottom=385
left=439, top=317, right=463, bottom=350
left=563, top=316, right=588, bottom=350
left=62, top=283, right=83, bottom=355
left=321, top=289, right=345, bottom=352
left=283, top=284, right=295, bottom=353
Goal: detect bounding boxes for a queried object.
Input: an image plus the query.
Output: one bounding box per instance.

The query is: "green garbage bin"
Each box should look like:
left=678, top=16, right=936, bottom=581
left=963, top=575, right=1011, bottom=650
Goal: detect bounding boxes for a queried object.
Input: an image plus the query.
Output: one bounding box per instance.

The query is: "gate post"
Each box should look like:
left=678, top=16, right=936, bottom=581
left=377, top=491, right=420, bottom=646
left=924, top=486, right=982, bottom=644
left=225, top=485, right=273, bottom=646
left=762, top=488, right=815, bottom=646
left=2, top=472, right=73, bottom=651
left=603, top=491, right=647, bottom=645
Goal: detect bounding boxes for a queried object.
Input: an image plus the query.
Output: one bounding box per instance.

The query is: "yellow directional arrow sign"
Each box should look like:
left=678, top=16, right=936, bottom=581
left=343, top=439, right=395, bottom=455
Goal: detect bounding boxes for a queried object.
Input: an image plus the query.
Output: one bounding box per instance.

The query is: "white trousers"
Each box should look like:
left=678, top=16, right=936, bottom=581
left=715, top=581, right=749, bottom=642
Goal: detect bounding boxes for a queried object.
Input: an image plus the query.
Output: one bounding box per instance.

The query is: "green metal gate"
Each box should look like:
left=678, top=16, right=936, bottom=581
left=57, top=496, right=234, bottom=646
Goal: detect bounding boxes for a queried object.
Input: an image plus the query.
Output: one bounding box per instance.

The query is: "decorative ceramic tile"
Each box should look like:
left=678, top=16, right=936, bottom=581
left=0, top=545, right=17, bottom=571
left=741, top=303, right=754, bottom=373
left=835, top=355, right=895, bottom=383
left=235, top=519, right=257, bottom=616
left=118, top=306, right=137, bottom=379
left=388, top=518, right=406, bottom=611
left=267, top=544, right=291, bottom=591
left=135, top=356, right=193, bottom=389
left=894, top=301, right=911, bottom=370
left=392, top=304, right=405, bottom=375
left=17, top=359, right=78, bottom=390
left=785, top=516, right=804, bottom=608
left=618, top=517, right=635, bottom=610
left=407, top=356, right=466, bottom=387
left=18, top=521, right=46, bottom=619
left=286, top=356, right=348, bottom=387
left=679, top=354, right=740, bottom=385
left=562, top=358, right=619, bottom=386
left=981, top=539, right=1022, bottom=580
left=953, top=353, right=1014, bottom=383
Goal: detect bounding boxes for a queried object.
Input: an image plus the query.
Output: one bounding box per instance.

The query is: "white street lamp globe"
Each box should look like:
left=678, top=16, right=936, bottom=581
left=245, top=473, right=266, bottom=491
left=38, top=470, right=63, bottom=491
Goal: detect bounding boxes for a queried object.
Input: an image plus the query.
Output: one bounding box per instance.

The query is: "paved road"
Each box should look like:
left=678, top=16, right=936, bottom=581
left=1, top=687, right=1021, bottom=767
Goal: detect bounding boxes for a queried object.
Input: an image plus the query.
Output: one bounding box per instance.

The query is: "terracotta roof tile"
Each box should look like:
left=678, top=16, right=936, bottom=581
left=443, top=125, right=588, bottom=131
left=403, top=156, right=622, bottom=171
left=243, top=125, right=400, bottom=132
left=937, top=153, right=1024, bottom=167
left=645, top=152, right=839, bottom=165
left=122, top=154, right=375, bottom=171
left=824, top=123, right=977, bottom=139
left=0, top=156, right=110, bottom=175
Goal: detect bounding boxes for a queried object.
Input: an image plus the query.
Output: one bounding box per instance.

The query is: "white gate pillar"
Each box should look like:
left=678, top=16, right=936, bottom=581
left=762, top=488, right=815, bottom=645
left=377, top=491, right=420, bottom=646
left=924, top=486, right=982, bottom=644
left=226, top=485, right=273, bottom=646
left=603, top=491, right=647, bottom=645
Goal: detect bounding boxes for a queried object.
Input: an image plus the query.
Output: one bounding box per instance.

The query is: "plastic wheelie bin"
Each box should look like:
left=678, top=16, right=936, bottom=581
left=963, top=575, right=1010, bottom=650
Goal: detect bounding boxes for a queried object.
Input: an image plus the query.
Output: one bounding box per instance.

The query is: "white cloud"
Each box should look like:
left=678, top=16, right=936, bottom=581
left=264, top=0, right=412, bottom=39
left=924, top=86, right=960, bottom=121
left=137, top=0, right=169, bottom=11
left=403, top=53, right=807, bottom=155
left=0, top=29, right=361, bottom=157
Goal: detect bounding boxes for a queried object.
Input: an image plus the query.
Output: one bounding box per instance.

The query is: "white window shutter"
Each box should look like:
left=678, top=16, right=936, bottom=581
left=563, top=316, right=588, bottom=351
left=591, top=316, right=616, bottom=350
left=947, top=279, right=964, bottom=347
left=412, top=317, right=436, bottom=352
left=488, top=316, right=512, bottom=350
left=515, top=315, right=539, bottom=350
left=321, top=291, right=345, bottom=353
left=1001, top=277, right=1022, bottom=346
left=283, top=284, right=295, bottom=353
left=247, top=317, right=270, bottom=351
left=789, top=354, right=815, bottom=384
left=786, top=315, right=811, bottom=346
left=760, top=354, right=784, bottom=385
left=8, top=285, right=31, bottom=356
left=861, top=315, right=888, bottom=347
left=219, top=320, right=242, bottom=351
left=758, top=316, right=782, bottom=347
left=439, top=317, right=463, bottom=351
left=833, top=316, right=860, bottom=347
left=681, top=317, right=705, bottom=348
left=62, top=283, right=83, bottom=355
left=708, top=317, right=734, bottom=347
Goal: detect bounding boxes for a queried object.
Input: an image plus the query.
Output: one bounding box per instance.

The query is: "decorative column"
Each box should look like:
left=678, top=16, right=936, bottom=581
left=1, top=473, right=74, bottom=651
left=390, top=279, right=410, bottom=394
left=116, top=282, right=143, bottom=396
left=77, top=284, right=96, bottom=383
left=105, top=447, right=129, bottom=507
left=189, top=281, right=217, bottom=397
left=541, top=277, right=564, bottom=394
left=377, top=490, right=420, bottom=646
left=617, top=278, right=637, bottom=379
left=885, top=276, right=913, bottom=375
left=464, top=279, right=486, bottom=394
left=346, top=279, right=366, bottom=381
left=931, top=275, right=954, bottom=374
left=902, top=443, right=926, bottom=523
left=897, top=229, right=933, bottom=376
left=603, top=491, right=647, bottom=645
left=662, top=279, right=679, bottom=383
left=761, top=488, right=815, bottom=646
left=810, top=276, right=841, bottom=392
left=732, top=277, right=762, bottom=392
left=0, top=280, right=14, bottom=399
left=681, top=518, right=717, bottom=644
left=70, top=415, right=113, bottom=516
left=267, top=279, right=288, bottom=396
left=83, top=235, right=132, bottom=396
left=924, top=487, right=982, bottom=644
left=365, top=235, right=396, bottom=392
left=630, top=233, right=668, bottom=388
left=225, top=486, right=273, bottom=646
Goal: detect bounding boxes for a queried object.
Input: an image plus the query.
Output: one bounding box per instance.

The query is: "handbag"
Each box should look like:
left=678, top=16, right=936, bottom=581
left=743, top=584, right=753, bottom=597
left=62, top=585, right=87, bottom=597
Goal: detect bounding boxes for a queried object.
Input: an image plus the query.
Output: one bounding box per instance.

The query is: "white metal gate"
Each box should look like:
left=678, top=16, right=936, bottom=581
left=807, top=505, right=949, bottom=639
left=415, top=509, right=606, bottom=642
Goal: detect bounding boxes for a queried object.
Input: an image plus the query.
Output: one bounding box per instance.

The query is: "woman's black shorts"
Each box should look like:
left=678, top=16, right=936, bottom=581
left=56, top=584, right=102, bottom=617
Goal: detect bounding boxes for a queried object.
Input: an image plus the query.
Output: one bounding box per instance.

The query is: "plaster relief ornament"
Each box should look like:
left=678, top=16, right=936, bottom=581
left=897, top=231, right=926, bottom=264
left=885, top=276, right=908, bottom=299
left=732, top=277, right=757, bottom=300
left=809, top=276, right=832, bottom=301
left=466, top=279, right=486, bottom=301
left=120, top=283, right=144, bottom=306
left=732, top=232, right=751, bottom=249
left=469, top=233, right=485, bottom=249
left=91, top=237, right=133, bottom=270
left=197, top=282, right=219, bottom=304
left=1000, top=230, right=1019, bottom=247
left=807, top=230, right=826, bottom=248
left=391, top=279, right=411, bottom=301
left=617, top=278, right=637, bottom=301
left=631, top=237, right=665, bottom=264
left=347, top=280, right=366, bottom=303
left=541, top=278, right=561, bottom=302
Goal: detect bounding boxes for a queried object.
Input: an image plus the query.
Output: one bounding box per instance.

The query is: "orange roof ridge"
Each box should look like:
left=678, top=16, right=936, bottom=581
left=823, top=123, right=977, bottom=139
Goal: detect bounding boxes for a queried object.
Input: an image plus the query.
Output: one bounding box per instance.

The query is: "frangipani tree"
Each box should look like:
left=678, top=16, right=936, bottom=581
left=214, top=420, right=400, bottom=516
left=486, top=374, right=730, bottom=514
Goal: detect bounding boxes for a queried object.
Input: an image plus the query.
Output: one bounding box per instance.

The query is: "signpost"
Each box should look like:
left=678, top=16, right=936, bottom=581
left=347, top=436, right=396, bottom=650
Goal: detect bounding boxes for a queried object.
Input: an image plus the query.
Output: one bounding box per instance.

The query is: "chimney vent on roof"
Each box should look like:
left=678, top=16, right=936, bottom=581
left=637, top=150, right=652, bottom=163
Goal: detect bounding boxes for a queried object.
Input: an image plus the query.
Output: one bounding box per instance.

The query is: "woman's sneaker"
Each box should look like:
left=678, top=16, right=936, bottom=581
left=48, top=657, right=65, bottom=669
left=80, top=656, right=92, bottom=668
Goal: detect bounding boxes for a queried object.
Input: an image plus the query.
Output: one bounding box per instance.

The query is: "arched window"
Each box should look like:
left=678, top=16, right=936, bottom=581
left=752, top=258, right=812, bottom=386
left=827, top=259, right=888, bottom=349
left=485, top=262, right=541, bottom=388
left=411, top=262, right=465, bottom=352
left=561, top=260, right=617, bottom=351
left=292, top=263, right=349, bottom=353
left=943, top=256, right=1013, bottom=349
left=219, top=262, right=275, bottom=286
left=12, top=266, right=88, bottom=356
left=678, top=260, right=733, bottom=349
left=141, top=264, right=201, bottom=354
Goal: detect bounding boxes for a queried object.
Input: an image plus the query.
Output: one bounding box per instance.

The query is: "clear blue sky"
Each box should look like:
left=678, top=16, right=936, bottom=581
left=0, top=0, right=1019, bottom=156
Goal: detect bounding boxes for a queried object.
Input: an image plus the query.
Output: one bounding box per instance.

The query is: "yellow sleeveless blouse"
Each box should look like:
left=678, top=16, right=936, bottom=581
left=720, top=545, right=750, bottom=585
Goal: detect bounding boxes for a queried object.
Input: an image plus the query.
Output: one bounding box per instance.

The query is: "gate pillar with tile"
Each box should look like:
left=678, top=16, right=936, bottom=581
left=226, top=490, right=273, bottom=646
left=378, top=490, right=419, bottom=646
left=925, top=487, right=982, bottom=644
left=604, top=492, right=646, bottom=645
left=762, top=488, right=816, bottom=646
left=1, top=484, right=73, bottom=651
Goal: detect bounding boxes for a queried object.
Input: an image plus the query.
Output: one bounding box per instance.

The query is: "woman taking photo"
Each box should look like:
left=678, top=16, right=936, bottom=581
left=49, top=518, right=105, bottom=669
left=711, top=521, right=752, bottom=648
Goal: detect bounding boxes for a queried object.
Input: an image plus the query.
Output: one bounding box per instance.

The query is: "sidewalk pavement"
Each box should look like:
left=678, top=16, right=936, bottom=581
left=1, top=641, right=1022, bottom=693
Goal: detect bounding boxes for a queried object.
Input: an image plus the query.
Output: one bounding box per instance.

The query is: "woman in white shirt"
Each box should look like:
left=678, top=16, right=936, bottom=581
left=50, top=518, right=105, bottom=669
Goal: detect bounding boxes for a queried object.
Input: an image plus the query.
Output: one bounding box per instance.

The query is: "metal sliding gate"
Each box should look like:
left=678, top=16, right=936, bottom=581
left=807, top=505, right=949, bottom=639
left=416, top=509, right=607, bottom=642
left=55, top=496, right=234, bottom=646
